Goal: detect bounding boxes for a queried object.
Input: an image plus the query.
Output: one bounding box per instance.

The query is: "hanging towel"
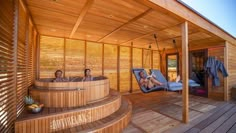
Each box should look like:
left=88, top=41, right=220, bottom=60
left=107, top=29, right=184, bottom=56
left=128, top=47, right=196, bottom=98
left=204, top=56, right=228, bottom=86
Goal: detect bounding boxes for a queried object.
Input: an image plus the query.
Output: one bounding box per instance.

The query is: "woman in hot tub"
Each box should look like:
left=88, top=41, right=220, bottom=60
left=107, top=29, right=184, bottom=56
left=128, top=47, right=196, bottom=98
left=53, top=70, right=69, bottom=82
left=82, top=69, right=94, bottom=81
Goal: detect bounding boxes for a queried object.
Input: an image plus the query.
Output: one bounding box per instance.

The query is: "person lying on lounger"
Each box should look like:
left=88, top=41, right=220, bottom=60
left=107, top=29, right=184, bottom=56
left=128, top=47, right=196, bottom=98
left=53, top=70, right=69, bottom=82
left=139, top=71, right=163, bottom=90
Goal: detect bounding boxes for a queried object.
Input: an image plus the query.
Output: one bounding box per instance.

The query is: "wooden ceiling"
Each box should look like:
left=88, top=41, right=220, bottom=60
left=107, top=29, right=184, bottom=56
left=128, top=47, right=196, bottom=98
left=25, top=0, right=224, bottom=50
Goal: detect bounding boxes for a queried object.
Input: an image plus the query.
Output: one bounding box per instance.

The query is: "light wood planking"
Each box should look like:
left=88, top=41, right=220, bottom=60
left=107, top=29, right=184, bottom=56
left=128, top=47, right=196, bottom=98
left=35, top=78, right=109, bottom=103
left=15, top=90, right=122, bottom=133
left=97, top=8, right=152, bottom=42
left=227, top=42, right=236, bottom=100
left=30, top=88, right=87, bottom=108
left=208, top=46, right=225, bottom=100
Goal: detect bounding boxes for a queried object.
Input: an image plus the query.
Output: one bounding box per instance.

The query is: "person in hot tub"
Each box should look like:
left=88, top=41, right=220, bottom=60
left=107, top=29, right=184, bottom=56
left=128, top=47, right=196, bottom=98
left=53, top=70, right=69, bottom=82
left=82, top=69, right=93, bottom=81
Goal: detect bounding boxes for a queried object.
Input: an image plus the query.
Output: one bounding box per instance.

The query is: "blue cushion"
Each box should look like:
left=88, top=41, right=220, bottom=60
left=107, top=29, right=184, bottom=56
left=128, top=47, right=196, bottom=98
left=189, top=79, right=197, bottom=84
left=168, top=86, right=182, bottom=91
left=150, top=69, right=183, bottom=91
left=168, top=82, right=183, bottom=88
left=189, top=82, right=201, bottom=87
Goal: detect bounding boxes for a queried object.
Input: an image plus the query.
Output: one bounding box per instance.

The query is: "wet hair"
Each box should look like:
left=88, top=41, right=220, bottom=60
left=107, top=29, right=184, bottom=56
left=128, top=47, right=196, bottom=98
left=84, top=69, right=91, bottom=76
left=55, top=70, right=63, bottom=77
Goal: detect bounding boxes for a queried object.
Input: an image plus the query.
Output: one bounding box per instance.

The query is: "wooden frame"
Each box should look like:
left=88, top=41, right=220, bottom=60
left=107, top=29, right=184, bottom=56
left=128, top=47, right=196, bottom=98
left=224, top=41, right=229, bottom=101
left=189, top=49, right=208, bottom=90
left=165, top=53, right=179, bottom=81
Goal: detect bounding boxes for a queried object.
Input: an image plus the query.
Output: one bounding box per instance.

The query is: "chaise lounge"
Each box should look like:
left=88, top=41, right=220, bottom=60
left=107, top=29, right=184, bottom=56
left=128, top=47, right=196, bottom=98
left=132, top=68, right=168, bottom=93
left=150, top=69, right=183, bottom=91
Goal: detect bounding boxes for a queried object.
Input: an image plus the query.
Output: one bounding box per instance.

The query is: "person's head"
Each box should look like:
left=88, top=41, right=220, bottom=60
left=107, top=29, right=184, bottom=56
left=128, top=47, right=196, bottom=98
left=84, top=69, right=91, bottom=77
left=55, top=70, right=63, bottom=78
left=139, top=71, right=145, bottom=78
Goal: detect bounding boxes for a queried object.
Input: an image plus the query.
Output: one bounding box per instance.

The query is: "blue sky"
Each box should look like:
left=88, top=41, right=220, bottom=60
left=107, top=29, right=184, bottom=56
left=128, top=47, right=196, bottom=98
left=180, top=0, right=236, bottom=38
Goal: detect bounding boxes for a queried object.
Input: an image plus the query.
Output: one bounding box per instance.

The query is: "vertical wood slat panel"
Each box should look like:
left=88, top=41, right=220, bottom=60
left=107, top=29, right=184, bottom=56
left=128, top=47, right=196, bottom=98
left=86, top=42, right=103, bottom=76
left=16, top=0, right=28, bottom=117
left=40, top=36, right=64, bottom=78
left=208, top=46, right=225, bottom=100
left=104, top=44, right=118, bottom=90
left=119, top=46, right=131, bottom=93
left=65, top=39, right=85, bottom=77
left=227, top=42, right=236, bottom=100
left=132, top=48, right=142, bottom=92
left=0, top=0, right=38, bottom=131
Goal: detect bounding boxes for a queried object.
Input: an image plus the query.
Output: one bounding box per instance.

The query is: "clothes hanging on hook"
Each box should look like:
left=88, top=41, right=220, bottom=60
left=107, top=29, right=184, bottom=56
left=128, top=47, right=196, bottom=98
left=204, top=56, right=228, bottom=86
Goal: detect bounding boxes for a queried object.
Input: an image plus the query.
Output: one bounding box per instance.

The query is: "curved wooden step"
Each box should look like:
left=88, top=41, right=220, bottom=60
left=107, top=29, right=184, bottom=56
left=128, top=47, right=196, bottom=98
left=58, top=97, right=132, bottom=133
left=15, top=90, right=122, bottom=133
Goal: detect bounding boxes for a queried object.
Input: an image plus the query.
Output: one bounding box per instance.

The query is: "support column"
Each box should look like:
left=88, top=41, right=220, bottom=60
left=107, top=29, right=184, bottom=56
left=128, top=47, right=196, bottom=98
left=224, top=41, right=229, bottom=101
left=182, top=21, right=189, bottom=123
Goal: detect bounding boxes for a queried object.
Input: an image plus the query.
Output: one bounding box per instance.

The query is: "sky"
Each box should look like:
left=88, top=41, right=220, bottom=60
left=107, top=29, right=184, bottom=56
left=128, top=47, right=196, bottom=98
left=180, top=0, right=236, bottom=38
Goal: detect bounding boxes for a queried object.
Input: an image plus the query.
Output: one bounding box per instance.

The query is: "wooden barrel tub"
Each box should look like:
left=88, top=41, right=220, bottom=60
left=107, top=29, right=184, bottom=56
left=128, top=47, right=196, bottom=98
left=30, top=76, right=110, bottom=108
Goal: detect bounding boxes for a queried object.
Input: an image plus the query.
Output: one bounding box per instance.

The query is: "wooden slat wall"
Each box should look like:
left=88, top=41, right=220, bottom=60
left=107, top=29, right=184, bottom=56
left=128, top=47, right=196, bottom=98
left=65, top=39, right=85, bottom=77
left=119, top=46, right=131, bottom=93
left=208, top=47, right=225, bottom=100
left=0, top=0, right=15, bottom=132
left=143, top=49, right=152, bottom=74
left=152, top=50, right=160, bottom=69
left=104, top=44, right=118, bottom=90
left=0, top=0, right=38, bottom=132
left=27, top=22, right=34, bottom=86
left=227, top=42, right=236, bottom=100
left=39, top=36, right=163, bottom=93
left=86, top=42, right=103, bottom=76
left=40, top=36, right=64, bottom=78
left=132, top=48, right=142, bottom=91
left=16, top=0, right=28, bottom=116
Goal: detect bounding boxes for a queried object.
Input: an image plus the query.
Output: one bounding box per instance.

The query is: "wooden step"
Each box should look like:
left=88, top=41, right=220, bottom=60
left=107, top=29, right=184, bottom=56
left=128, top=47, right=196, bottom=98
left=57, top=97, right=132, bottom=133
left=15, top=90, right=122, bottom=133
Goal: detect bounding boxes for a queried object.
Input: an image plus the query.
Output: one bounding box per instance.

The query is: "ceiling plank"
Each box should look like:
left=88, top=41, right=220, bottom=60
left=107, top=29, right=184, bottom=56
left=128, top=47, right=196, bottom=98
left=69, top=0, right=94, bottom=38
left=120, top=23, right=182, bottom=45
left=97, top=8, right=153, bottom=42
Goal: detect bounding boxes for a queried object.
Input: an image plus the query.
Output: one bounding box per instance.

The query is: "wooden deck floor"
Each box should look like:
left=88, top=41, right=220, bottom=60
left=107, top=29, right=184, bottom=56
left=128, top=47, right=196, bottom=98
left=123, top=91, right=236, bottom=133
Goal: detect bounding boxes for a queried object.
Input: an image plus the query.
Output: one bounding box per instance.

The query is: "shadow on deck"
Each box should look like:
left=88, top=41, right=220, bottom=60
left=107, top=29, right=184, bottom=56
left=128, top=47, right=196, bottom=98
left=123, top=91, right=236, bottom=133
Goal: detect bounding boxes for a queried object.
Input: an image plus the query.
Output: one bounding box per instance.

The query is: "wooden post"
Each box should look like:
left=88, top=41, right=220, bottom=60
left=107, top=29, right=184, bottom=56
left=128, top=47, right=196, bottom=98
left=142, top=49, right=144, bottom=68
left=63, top=38, right=66, bottom=78
left=151, top=50, right=153, bottom=69
left=36, top=34, right=40, bottom=79
left=182, top=21, right=189, bottom=123
left=84, top=41, right=87, bottom=69
left=130, top=42, right=133, bottom=93
left=224, top=41, right=229, bottom=101
left=102, top=43, right=104, bottom=76
left=117, top=45, right=120, bottom=92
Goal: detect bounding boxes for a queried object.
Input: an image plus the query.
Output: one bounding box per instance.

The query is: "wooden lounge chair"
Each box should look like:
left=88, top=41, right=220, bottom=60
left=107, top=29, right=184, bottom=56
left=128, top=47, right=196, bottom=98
left=150, top=69, right=183, bottom=91
left=132, top=68, right=168, bottom=93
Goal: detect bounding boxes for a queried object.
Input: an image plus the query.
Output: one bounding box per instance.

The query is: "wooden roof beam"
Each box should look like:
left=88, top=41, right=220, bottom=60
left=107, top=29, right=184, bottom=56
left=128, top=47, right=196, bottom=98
left=69, top=0, right=94, bottom=38
left=136, top=0, right=236, bottom=45
left=120, top=23, right=183, bottom=45
left=97, top=8, right=153, bottom=42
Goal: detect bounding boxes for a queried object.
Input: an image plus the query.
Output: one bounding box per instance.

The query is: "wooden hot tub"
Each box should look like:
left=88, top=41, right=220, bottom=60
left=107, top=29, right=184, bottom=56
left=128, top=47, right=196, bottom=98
left=30, top=76, right=110, bottom=108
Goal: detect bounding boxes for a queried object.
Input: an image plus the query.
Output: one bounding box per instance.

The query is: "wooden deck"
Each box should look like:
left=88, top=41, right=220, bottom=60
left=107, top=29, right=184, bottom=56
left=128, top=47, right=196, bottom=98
left=123, top=91, right=236, bottom=133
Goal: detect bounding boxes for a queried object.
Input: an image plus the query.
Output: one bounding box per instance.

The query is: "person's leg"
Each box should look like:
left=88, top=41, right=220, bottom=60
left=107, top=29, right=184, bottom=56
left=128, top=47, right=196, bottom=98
left=147, top=79, right=154, bottom=89
left=150, top=77, right=162, bottom=85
